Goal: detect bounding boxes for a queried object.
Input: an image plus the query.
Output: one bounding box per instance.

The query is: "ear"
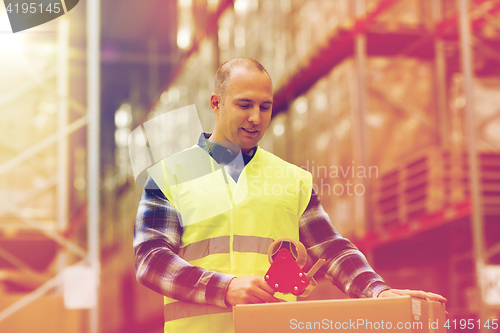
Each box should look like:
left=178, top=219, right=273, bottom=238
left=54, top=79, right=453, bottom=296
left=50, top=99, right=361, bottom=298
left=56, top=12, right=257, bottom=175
left=210, top=93, right=221, bottom=115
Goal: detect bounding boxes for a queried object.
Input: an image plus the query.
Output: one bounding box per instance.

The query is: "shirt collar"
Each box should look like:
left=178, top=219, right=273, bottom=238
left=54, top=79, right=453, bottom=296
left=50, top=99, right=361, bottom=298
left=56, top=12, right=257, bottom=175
left=198, top=133, right=257, bottom=165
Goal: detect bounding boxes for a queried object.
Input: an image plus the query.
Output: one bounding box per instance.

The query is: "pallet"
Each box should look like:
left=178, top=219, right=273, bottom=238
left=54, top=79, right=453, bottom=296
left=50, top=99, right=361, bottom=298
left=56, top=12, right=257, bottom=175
left=372, top=148, right=500, bottom=227
left=374, top=192, right=500, bottom=227
left=375, top=149, right=500, bottom=192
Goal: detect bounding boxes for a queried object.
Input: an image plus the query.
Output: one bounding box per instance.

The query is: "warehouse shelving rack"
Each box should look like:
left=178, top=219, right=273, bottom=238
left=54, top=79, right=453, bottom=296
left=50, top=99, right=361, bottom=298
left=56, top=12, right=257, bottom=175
left=0, top=1, right=101, bottom=332
left=267, top=0, right=499, bottom=329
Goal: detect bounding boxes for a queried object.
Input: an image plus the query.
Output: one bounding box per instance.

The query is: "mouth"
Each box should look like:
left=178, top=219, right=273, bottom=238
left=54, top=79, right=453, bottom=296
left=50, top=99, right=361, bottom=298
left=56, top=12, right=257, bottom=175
left=242, top=128, right=259, bottom=135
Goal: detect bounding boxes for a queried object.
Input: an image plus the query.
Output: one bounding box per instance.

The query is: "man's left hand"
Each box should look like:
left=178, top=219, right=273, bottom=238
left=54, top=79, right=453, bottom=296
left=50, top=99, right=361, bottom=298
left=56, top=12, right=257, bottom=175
left=378, top=289, right=447, bottom=303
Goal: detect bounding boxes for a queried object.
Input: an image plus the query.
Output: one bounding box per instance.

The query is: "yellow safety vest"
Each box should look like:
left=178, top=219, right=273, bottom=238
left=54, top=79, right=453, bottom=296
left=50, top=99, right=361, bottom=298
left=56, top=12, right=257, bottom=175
left=147, top=145, right=312, bottom=333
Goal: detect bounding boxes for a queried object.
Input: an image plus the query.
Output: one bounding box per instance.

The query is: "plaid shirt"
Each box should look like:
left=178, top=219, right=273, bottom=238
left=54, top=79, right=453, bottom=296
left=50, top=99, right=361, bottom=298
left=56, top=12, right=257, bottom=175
left=133, top=133, right=390, bottom=308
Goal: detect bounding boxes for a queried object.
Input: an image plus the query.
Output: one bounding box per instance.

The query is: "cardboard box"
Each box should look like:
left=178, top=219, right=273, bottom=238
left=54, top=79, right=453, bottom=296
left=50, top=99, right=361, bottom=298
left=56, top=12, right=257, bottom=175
left=234, top=296, right=446, bottom=332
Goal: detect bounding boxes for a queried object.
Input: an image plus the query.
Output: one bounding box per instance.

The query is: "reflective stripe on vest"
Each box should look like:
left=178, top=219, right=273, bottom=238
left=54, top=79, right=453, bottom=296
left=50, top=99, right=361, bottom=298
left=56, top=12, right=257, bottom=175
left=164, top=302, right=232, bottom=322
left=179, top=235, right=274, bottom=261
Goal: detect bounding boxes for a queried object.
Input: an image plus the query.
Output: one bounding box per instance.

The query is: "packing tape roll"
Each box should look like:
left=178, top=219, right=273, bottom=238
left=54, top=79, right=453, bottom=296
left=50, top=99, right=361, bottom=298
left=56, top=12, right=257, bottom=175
left=268, top=238, right=307, bottom=268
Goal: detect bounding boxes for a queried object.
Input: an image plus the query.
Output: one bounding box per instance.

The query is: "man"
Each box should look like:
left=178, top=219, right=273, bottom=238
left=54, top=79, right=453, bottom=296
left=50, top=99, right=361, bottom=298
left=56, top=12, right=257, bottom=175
left=134, top=58, right=446, bottom=333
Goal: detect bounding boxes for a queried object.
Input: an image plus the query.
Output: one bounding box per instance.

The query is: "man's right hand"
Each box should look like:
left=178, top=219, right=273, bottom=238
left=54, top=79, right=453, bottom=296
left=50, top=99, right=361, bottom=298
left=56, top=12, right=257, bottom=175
left=225, top=276, right=284, bottom=306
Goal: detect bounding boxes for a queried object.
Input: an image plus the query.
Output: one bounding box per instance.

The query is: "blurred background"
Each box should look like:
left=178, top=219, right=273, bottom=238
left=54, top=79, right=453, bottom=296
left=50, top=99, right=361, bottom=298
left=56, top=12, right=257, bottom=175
left=0, top=0, right=499, bottom=332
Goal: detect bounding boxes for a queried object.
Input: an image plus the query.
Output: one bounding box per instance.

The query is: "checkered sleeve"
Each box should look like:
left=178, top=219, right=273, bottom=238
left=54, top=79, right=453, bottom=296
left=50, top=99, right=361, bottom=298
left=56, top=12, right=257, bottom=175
left=299, top=190, right=391, bottom=299
left=133, top=177, right=236, bottom=308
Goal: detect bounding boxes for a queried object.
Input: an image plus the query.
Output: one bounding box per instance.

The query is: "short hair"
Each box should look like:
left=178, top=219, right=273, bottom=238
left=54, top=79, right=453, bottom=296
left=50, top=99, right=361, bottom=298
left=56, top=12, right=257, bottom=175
left=214, top=58, right=272, bottom=104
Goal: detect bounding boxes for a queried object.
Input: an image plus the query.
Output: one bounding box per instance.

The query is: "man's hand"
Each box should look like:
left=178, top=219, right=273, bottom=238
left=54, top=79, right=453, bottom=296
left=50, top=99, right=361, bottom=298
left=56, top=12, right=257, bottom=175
left=378, top=289, right=447, bottom=303
left=225, top=276, right=284, bottom=306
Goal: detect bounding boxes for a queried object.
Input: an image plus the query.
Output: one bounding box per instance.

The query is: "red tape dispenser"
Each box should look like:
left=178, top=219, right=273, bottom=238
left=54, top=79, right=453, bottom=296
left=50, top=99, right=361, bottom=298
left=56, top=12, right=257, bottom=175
left=264, top=238, right=325, bottom=297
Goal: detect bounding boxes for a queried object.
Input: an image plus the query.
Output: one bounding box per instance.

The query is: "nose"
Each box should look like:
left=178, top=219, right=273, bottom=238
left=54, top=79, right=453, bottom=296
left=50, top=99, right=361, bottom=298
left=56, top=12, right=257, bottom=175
left=248, top=106, right=261, bottom=125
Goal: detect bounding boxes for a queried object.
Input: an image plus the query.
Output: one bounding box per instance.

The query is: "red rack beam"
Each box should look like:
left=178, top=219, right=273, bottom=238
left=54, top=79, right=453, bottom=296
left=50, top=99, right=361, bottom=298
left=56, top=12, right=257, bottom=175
left=351, top=200, right=472, bottom=252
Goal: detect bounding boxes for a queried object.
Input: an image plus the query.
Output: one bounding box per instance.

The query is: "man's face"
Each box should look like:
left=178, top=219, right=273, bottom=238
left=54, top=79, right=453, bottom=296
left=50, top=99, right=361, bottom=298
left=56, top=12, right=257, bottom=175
left=211, top=67, right=273, bottom=153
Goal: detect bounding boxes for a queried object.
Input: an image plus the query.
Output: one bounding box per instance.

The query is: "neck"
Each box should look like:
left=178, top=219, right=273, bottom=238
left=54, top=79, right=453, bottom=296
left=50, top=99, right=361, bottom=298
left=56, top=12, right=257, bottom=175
left=207, top=133, right=242, bottom=155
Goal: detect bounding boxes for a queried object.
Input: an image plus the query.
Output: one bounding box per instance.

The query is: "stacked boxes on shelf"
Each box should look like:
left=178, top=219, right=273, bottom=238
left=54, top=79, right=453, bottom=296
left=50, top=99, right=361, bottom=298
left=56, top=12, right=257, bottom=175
left=373, top=147, right=500, bottom=227
left=481, top=152, right=500, bottom=215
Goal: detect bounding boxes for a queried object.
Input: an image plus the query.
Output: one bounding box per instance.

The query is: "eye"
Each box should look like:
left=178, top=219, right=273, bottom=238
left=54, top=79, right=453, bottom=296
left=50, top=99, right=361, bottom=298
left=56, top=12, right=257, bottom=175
left=239, top=104, right=251, bottom=109
left=260, top=106, right=271, bottom=111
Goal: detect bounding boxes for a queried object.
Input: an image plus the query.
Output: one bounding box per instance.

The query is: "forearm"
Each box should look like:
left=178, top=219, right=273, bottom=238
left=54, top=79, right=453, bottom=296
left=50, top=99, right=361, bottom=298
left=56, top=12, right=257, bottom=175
left=319, top=245, right=391, bottom=298
left=300, top=203, right=390, bottom=298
